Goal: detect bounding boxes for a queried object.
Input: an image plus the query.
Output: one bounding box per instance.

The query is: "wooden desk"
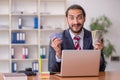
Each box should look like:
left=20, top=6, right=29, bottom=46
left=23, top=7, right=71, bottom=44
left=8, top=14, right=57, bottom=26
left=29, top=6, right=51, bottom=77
left=1, top=71, right=120, bottom=80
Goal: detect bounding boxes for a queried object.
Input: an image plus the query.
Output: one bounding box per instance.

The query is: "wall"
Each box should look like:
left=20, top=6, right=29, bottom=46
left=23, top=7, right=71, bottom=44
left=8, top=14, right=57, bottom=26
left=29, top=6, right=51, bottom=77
left=67, top=0, right=120, bottom=71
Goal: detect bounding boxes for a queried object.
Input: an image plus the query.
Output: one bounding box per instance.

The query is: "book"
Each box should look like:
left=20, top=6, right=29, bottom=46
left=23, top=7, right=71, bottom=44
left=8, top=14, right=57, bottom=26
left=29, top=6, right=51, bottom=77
left=39, top=72, right=50, bottom=79
left=3, top=73, right=27, bottom=80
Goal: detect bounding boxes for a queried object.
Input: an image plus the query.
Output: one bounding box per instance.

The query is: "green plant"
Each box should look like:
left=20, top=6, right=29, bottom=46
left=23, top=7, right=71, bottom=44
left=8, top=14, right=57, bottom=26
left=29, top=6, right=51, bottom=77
left=90, top=15, right=116, bottom=58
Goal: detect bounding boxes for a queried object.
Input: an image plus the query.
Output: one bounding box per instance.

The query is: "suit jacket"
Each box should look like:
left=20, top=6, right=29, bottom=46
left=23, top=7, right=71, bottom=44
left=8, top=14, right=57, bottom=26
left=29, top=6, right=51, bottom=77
left=48, top=28, right=106, bottom=73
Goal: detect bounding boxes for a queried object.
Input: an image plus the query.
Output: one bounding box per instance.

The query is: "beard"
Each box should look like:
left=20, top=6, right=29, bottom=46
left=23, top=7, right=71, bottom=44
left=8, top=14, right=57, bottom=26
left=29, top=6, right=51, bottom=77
left=69, top=23, right=83, bottom=33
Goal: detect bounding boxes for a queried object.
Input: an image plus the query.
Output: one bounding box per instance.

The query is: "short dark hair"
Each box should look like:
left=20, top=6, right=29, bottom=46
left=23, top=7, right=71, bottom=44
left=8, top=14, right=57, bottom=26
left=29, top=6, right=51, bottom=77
left=65, top=4, right=86, bottom=17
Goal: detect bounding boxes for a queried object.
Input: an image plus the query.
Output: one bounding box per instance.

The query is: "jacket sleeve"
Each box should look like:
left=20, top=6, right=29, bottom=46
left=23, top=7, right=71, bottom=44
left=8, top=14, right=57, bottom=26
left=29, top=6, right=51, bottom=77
left=48, top=42, right=61, bottom=74
left=91, top=43, right=106, bottom=71
left=99, top=50, right=106, bottom=71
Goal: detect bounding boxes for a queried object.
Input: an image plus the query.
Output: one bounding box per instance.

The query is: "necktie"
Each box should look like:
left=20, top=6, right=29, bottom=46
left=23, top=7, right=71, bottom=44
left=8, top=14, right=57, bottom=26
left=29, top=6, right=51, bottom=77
left=74, top=36, right=81, bottom=50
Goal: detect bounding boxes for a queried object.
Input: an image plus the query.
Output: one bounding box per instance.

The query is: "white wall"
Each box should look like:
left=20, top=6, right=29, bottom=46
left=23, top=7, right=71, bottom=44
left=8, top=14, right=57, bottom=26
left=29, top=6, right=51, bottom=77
left=67, top=0, right=120, bottom=71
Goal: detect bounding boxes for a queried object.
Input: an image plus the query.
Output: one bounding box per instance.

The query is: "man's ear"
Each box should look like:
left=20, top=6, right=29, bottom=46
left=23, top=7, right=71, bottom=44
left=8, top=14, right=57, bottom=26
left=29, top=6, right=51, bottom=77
left=65, top=17, right=68, bottom=23
left=84, top=17, right=86, bottom=22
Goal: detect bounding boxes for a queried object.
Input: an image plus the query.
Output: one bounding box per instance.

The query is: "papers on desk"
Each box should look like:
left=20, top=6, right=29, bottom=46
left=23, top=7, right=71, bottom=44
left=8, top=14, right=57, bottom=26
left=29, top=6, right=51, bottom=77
left=3, top=73, right=27, bottom=80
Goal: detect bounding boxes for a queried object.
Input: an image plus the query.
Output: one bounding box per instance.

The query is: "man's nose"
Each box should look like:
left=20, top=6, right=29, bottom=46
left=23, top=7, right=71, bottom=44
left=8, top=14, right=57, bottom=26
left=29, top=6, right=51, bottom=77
left=73, top=18, right=78, bottom=24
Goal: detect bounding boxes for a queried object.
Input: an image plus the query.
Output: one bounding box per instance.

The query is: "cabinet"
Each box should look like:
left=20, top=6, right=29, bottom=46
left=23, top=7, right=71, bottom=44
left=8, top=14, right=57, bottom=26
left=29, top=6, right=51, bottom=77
left=0, top=0, right=67, bottom=73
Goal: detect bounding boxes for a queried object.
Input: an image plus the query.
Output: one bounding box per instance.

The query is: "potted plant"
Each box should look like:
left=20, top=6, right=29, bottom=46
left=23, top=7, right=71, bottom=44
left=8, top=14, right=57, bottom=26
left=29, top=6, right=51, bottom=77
left=90, top=15, right=116, bottom=58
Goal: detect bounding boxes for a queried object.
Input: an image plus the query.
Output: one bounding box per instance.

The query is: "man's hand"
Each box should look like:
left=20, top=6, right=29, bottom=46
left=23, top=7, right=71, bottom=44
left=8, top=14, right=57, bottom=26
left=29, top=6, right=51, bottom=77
left=94, top=40, right=103, bottom=50
left=51, top=37, right=62, bottom=59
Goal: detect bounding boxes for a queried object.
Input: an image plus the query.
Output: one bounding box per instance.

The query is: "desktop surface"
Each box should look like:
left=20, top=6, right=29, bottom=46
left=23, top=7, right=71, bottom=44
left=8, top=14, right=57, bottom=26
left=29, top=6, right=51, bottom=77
left=1, top=71, right=120, bottom=80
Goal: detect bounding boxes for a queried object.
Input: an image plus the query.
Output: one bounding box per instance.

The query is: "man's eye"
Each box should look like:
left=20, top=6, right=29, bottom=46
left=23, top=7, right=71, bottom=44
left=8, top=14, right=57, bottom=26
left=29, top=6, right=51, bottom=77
left=78, top=16, right=83, bottom=19
left=69, top=17, right=74, bottom=20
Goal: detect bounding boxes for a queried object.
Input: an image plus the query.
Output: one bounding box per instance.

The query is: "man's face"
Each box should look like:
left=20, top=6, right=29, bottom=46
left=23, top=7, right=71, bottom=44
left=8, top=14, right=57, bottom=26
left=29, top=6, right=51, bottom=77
left=66, top=9, right=86, bottom=34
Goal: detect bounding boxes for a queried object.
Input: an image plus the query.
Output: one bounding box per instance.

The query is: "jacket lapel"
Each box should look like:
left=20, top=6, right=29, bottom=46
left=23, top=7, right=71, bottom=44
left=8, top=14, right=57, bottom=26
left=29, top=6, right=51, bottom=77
left=63, top=28, right=92, bottom=50
left=83, top=29, right=92, bottom=49
left=63, top=29, right=75, bottom=49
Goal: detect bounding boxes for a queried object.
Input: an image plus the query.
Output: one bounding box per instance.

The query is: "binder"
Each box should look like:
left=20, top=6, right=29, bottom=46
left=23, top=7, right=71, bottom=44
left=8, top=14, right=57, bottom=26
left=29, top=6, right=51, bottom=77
left=40, top=47, right=46, bottom=59
left=34, top=17, right=38, bottom=29
left=22, top=32, right=25, bottom=43
left=25, top=47, right=29, bottom=58
left=22, top=47, right=26, bottom=59
left=19, top=32, right=23, bottom=43
left=18, top=17, right=22, bottom=29
left=17, top=32, right=20, bottom=43
left=12, top=62, right=17, bottom=72
left=11, top=47, right=14, bottom=59
left=12, top=32, right=26, bottom=44
left=11, top=32, right=17, bottom=43
left=32, top=62, right=39, bottom=72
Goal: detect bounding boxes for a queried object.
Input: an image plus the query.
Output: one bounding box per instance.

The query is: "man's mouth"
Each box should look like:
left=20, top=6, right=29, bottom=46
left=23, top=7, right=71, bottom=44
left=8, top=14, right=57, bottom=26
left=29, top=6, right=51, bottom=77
left=72, top=24, right=81, bottom=27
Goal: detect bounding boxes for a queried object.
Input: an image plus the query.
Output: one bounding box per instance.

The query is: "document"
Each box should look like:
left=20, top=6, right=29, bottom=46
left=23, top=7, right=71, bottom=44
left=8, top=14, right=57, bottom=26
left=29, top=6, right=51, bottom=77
left=3, top=73, right=27, bottom=80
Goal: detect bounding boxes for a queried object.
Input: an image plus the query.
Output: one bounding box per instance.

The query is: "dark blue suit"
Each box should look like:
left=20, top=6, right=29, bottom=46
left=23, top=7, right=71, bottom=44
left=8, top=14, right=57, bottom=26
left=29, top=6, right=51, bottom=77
left=48, top=28, right=106, bottom=73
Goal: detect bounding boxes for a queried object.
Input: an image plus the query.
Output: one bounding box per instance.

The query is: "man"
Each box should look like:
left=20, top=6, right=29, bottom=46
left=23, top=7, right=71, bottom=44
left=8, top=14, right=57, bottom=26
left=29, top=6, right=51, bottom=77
left=48, top=4, right=106, bottom=74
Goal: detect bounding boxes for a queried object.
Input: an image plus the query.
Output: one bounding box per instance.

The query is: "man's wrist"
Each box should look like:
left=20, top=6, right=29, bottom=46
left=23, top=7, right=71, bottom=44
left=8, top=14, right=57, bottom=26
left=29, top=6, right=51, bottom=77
left=56, top=50, right=62, bottom=58
left=56, top=54, right=61, bottom=59
left=56, top=55, right=61, bottom=62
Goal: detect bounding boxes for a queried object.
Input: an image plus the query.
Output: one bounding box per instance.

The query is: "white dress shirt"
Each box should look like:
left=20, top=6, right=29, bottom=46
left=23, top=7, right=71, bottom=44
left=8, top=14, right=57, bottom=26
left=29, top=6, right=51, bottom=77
left=56, top=29, right=84, bottom=62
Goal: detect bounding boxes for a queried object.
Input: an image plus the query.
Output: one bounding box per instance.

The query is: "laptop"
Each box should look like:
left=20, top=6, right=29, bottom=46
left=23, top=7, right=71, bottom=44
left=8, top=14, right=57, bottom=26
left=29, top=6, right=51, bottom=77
left=55, top=50, right=101, bottom=77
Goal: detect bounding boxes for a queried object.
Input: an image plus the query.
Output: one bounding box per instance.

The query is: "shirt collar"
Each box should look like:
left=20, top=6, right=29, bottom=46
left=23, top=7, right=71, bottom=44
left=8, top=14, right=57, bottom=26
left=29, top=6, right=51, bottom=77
left=69, top=29, right=84, bottom=40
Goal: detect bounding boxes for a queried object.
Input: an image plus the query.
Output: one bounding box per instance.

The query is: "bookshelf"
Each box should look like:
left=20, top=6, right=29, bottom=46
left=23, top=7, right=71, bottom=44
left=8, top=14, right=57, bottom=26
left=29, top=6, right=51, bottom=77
left=39, top=0, right=67, bottom=73
left=0, top=0, right=66, bottom=73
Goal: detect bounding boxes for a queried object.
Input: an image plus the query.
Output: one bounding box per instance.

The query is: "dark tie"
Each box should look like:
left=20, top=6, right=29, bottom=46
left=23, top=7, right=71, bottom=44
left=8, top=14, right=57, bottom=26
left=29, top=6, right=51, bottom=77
left=74, top=36, right=81, bottom=50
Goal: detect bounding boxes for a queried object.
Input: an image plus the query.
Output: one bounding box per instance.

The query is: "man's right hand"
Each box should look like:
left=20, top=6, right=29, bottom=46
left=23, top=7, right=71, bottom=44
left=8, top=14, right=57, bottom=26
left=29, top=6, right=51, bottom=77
left=51, top=37, right=62, bottom=59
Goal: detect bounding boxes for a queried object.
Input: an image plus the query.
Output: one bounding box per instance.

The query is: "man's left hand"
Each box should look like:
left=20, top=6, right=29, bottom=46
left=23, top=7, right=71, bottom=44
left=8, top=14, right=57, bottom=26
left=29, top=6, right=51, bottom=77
left=94, top=40, right=103, bottom=50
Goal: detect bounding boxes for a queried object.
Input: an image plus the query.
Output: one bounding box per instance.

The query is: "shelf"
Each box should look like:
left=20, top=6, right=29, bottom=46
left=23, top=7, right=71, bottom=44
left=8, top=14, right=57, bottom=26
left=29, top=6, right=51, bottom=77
left=11, top=0, right=37, bottom=15
left=40, top=16, right=66, bottom=29
left=0, top=0, right=9, bottom=15
left=0, top=31, right=9, bottom=44
left=0, top=0, right=66, bottom=73
left=0, top=29, right=9, bottom=31
left=11, top=15, right=38, bottom=29
left=40, top=59, right=48, bottom=61
left=11, top=13, right=38, bottom=16
left=11, top=44, right=38, bottom=46
left=0, top=61, right=10, bottom=73
left=0, top=14, right=9, bottom=16
left=41, top=0, right=66, bottom=2
left=40, top=13, right=65, bottom=17
left=40, top=44, right=49, bottom=46
left=40, top=29, right=64, bottom=32
left=0, top=44, right=10, bottom=46
left=11, top=28, right=38, bottom=31
left=0, top=59, right=10, bottom=61
left=0, top=16, right=9, bottom=29
left=12, top=59, right=38, bottom=61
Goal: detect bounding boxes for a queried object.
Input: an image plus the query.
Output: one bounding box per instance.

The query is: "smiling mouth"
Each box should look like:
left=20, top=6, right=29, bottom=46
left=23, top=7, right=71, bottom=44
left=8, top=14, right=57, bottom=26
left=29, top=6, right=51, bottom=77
left=72, top=24, right=81, bottom=27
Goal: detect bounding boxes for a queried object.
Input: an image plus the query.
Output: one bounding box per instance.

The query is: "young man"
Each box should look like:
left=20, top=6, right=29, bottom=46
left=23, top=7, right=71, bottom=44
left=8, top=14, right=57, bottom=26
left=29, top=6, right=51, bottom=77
left=48, top=4, right=106, bottom=74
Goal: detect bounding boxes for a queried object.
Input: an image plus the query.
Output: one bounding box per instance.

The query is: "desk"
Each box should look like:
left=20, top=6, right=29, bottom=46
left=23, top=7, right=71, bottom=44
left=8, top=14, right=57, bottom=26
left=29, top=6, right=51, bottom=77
left=1, top=71, right=120, bottom=80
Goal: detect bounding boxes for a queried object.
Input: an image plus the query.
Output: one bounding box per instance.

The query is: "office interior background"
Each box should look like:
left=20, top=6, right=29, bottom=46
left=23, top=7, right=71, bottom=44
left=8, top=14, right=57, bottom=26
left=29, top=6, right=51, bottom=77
left=0, top=0, right=120, bottom=73
left=68, top=0, right=120, bottom=71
